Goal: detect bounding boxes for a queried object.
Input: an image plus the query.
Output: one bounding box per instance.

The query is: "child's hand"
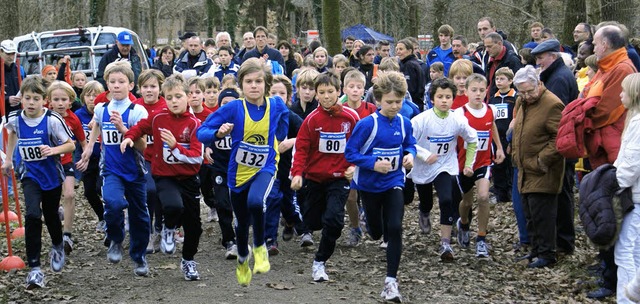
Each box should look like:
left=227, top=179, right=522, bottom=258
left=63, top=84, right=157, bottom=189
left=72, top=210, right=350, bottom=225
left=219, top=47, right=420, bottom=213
left=278, top=138, right=295, bottom=153
left=494, top=149, right=505, bottom=164
left=110, top=111, right=125, bottom=131
left=160, top=128, right=177, bottom=148
left=120, top=138, right=134, bottom=153
left=1, top=161, right=13, bottom=176
left=463, top=166, right=474, bottom=177
left=374, top=159, right=392, bottom=174
left=344, top=166, right=355, bottom=181
left=216, top=123, right=234, bottom=138
left=291, top=175, right=303, bottom=191
left=426, top=154, right=438, bottom=165
left=204, top=147, right=214, bottom=164
left=39, top=145, right=54, bottom=157
left=403, top=154, right=414, bottom=170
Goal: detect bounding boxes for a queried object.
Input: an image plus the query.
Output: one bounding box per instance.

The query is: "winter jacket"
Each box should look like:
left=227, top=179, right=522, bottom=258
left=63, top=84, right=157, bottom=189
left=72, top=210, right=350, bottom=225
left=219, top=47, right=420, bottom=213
left=399, top=54, right=426, bottom=110
left=284, top=58, right=298, bottom=79
left=511, top=86, right=565, bottom=194
left=2, top=60, right=21, bottom=116
left=174, top=50, right=213, bottom=78
left=485, top=46, right=523, bottom=100
left=152, top=61, right=174, bottom=78
left=242, top=46, right=285, bottom=69
left=581, top=47, right=637, bottom=168
left=556, top=96, right=599, bottom=159
left=96, top=47, right=142, bottom=92
left=614, top=113, right=640, bottom=203
left=427, top=46, right=455, bottom=76
left=579, top=163, right=634, bottom=249
left=358, top=63, right=376, bottom=90
left=539, top=57, right=579, bottom=105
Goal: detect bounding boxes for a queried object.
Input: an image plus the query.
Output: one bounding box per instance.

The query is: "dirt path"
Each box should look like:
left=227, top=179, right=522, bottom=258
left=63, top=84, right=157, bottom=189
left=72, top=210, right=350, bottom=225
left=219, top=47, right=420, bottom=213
left=1, top=189, right=615, bottom=303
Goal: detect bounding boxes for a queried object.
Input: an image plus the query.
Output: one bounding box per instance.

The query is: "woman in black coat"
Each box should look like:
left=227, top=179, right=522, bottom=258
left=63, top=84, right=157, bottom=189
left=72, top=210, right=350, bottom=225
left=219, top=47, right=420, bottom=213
left=152, top=46, right=176, bottom=78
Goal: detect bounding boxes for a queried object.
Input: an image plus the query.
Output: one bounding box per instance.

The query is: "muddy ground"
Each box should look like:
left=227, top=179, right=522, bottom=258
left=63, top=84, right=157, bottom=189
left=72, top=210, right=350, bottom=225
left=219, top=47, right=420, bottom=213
left=0, top=187, right=615, bottom=303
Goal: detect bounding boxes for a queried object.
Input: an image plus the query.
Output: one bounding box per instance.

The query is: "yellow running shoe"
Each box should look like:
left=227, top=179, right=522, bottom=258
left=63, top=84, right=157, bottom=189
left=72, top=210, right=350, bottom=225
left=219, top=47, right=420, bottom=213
left=253, top=245, right=271, bottom=274
left=236, top=258, right=252, bottom=286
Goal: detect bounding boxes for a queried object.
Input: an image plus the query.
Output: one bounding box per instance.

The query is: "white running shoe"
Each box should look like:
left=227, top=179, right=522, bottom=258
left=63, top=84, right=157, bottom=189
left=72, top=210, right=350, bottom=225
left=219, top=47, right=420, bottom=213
left=300, top=233, right=314, bottom=247
left=379, top=241, right=388, bottom=249
left=181, top=259, right=200, bottom=281
left=312, top=261, right=329, bottom=282
left=381, top=280, right=403, bottom=303
left=96, top=220, right=107, bottom=233
left=50, top=243, right=65, bottom=272
left=476, top=240, right=490, bottom=258
left=225, top=242, right=238, bottom=260
left=160, top=227, right=176, bottom=254
left=25, top=268, right=45, bottom=290
left=207, top=208, right=219, bottom=222
left=134, top=257, right=149, bottom=277
left=63, top=235, right=73, bottom=255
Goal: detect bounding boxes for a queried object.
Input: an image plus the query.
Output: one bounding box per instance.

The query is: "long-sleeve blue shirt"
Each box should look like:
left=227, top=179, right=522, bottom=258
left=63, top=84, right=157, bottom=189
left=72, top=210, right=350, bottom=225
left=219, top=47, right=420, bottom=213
left=345, top=111, right=417, bottom=193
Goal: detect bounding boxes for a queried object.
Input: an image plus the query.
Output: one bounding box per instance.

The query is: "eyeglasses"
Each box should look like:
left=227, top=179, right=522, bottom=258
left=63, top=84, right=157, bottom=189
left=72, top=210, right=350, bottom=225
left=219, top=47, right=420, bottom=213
left=519, top=87, right=538, bottom=97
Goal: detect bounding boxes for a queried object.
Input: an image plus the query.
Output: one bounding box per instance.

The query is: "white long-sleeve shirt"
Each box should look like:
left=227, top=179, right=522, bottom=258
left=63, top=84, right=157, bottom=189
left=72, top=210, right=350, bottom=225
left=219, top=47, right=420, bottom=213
left=615, top=113, right=640, bottom=203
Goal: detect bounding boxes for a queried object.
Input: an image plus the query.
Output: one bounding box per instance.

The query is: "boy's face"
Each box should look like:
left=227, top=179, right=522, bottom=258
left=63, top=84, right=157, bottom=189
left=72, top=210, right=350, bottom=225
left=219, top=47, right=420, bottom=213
left=164, top=87, right=189, bottom=115
left=495, top=75, right=513, bottom=91
left=73, top=74, right=87, bottom=88
left=48, top=88, right=71, bottom=115
left=269, top=82, right=289, bottom=104
left=21, top=91, right=45, bottom=118
left=453, top=74, right=468, bottom=95
left=242, top=71, right=266, bottom=103
left=297, top=84, right=315, bottom=103
left=218, top=50, right=232, bottom=66
left=433, top=87, right=454, bottom=112
left=140, top=78, right=160, bottom=104
left=206, top=47, right=216, bottom=59
left=344, top=80, right=364, bottom=103
left=333, top=63, right=347, bottom=76
left=204, top=87, right=219, bottom=106
left=439, top=33, right=451, bottom=48
left=84, top=90, right=98, bottom=111
left=188, top=84, right=204, bottom=108
left=466, top=81, right=487, bottom=105
left=379, top=91, right=403, bottom=118
left=107, top=72, right=134, bottom=101
left=430, top=69, right=443, bottom=81
left=316, top=84, right=340, bottom=109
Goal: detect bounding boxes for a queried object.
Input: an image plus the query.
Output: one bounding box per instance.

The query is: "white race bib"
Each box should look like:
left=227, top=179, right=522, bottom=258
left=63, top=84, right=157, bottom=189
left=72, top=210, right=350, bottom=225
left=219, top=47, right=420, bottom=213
left=214, top=135, right=232, bottom=151
left=476, top=131, right=490, bottom=151
left=318, top=132, right=346, bottom=154
left=163, top=143, right=189, bottom=164
left=18, top=138, right=46, bottom=162
left=101, top=122, right=124, bottom=145
left=147, top=134, right=154, bottom=145
left=235, top=141, right=269, bottom=168
left=372, top=147, right=401, bottom=171
left=429, top=136, right=454, bottom=156
left=495, top=103, right=509, bottom=120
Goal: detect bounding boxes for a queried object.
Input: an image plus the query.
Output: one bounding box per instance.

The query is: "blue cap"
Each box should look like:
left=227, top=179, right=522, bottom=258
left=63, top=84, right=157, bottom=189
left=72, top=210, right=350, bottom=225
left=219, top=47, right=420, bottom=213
left=531, top=39, right=560, bottom=55
left=117, top=31, right=134, bottom=45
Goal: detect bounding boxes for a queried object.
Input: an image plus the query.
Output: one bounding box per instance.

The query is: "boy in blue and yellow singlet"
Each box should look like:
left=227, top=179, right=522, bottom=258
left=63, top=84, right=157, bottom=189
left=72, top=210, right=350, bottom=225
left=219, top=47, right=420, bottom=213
left=76, top=61, right=150, bottom=277
left=197, top=58, right=289, bottom=286
left=2, top=76, right=75, bottom=289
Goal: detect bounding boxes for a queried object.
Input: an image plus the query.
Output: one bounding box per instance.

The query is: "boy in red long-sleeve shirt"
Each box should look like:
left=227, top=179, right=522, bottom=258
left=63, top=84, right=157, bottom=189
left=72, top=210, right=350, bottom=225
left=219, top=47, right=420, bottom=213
left=122, top=74, right=204, bottom=281
left=290, top=72, right=359, bottom=282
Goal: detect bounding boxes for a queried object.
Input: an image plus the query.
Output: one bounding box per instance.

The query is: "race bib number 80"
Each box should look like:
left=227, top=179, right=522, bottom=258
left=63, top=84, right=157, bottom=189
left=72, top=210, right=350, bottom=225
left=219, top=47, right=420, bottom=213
left=318, top=132, right=346, bottom=154
left=236, top=141, right=269, bottom=168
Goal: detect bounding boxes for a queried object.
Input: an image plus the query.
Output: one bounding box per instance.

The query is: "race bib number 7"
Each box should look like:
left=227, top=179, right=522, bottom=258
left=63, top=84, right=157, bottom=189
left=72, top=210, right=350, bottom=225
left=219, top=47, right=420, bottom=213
left=318, top=132, right=346, bottom=154
left=236, top=141, right=269, bottom=168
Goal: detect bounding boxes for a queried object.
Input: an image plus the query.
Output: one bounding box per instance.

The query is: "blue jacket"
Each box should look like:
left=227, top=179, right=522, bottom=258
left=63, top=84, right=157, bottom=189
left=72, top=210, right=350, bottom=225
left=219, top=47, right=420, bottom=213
left=174, top=50, right=213, bottom=77
left=427, top=46, right=455, bottom=76
left=539, top=57, right=579, bottom=105
left=242, top=46, right=285, bottom=69
left=210, top=62, right=239, bottom=82
left=346, top=111, right=416, bottom=193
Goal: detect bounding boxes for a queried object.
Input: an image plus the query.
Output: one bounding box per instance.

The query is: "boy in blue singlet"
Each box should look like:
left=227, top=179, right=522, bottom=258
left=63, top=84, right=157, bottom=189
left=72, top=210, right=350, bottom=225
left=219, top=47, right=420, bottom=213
left=76, top=61, right=150, bottom=276
left=2, top=76, right=75, bottom=289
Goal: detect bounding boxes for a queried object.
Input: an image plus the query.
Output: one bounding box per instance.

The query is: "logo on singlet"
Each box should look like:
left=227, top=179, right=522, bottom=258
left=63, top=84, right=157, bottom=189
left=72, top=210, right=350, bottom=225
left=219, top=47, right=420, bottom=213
left=246, top=134, right=266, bottom=145
left=33, top=129, right=44, bottom=135
left=341, top=122, right=351, bottom=133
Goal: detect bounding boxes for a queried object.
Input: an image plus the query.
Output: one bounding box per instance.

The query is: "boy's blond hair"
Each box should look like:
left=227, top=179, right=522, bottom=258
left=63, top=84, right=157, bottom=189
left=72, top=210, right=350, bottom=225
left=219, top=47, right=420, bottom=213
left=104, top=61, right=135, bottom=83
left=47, top=80, right=77, bottom=101
left=204, top=77, right=221, bottom=90
left=296, top=69, right=320, bottom=88
left=137, top=69, right=165, bottom=88
left=495, top=67, right=514, bottom=80
left=221, top=74, right=237, bottom=90
left=448, top=59, right=473, bottom=79
left=379, top=57, right=400, bottom=72
left=343, top=70, right=366, bottom=88
left=80, top=81, right=105, bottom=102
left=20, top=75, right=47, bottom=97
left=332, top=54, right=348, bottom=67
left=162, top=74, right=190, bottom=95
left=187, top=77, right=206, bottom=92
left=465, top=73, right=488, bottom=88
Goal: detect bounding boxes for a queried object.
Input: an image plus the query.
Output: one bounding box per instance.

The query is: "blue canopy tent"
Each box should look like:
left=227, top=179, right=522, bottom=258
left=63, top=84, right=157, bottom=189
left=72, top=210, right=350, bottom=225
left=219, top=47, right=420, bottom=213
left=341, top=24, right=395, bottom=44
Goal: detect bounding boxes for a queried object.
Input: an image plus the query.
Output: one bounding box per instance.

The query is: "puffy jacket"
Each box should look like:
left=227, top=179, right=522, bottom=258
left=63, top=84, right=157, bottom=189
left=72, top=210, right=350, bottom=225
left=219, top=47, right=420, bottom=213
left=174, top=50, right=213, bottom=78
left=579, top=164, right=634, bottom=249
left=96, top=47, right=142, bottom=92
left=556, top=96, right=599, bottom=159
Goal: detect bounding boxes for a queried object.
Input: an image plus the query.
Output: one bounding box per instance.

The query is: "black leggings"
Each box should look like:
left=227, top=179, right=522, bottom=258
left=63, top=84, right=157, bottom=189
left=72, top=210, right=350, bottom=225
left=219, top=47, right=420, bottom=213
left=416, top=172, right=458, bottom=225
left=23, top=178, right=63, bottom=268
left=81, top=157, right=104, bottom=221
left=360, top=187, right=405, bottom=278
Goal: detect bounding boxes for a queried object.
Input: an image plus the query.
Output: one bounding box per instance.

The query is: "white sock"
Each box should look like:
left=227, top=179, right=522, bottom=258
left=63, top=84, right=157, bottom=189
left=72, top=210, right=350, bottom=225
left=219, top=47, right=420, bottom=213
left=385, top=277, right=396, bottom=284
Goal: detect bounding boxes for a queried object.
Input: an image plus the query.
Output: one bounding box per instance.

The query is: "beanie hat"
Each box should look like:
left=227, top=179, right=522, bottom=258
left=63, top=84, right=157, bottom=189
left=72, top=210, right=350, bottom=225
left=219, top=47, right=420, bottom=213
left=218, top=88, right=240, bottom=104
left=42, top=65, right=57, bottom=77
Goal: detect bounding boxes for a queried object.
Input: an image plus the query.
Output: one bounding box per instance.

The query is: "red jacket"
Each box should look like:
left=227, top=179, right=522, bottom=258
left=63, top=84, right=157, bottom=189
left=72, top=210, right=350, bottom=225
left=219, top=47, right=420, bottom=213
left=61, top=109, right=85, bottom=165
left=291, top=104, right=359, bottom=183
left=556, top=96, right=599, bottom=159
left=124, top=109, right=203, bottom=177
left=134, top=97, right=167, bottom=162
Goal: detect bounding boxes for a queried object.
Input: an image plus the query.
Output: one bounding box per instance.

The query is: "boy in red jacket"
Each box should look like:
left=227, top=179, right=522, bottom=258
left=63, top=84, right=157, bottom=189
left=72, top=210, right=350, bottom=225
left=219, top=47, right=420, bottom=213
left=290, top=72, right=359, bottom=282
left=121, top=75, right=204, bottom=281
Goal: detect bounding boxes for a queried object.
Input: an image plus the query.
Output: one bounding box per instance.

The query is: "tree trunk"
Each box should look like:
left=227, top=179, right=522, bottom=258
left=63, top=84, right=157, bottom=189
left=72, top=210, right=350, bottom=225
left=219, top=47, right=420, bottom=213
left=0, top=0, right=20, bottom=40
left=206, top=0, right=218, bottom=38
left=253, top=0, right=267, bottom=27
left=432, top=0, right=449, bottom=45
left=601, top=0, right=632, bottom=28
left=224, top=0, right=241, bottom=42
left=131, top=0, right=139, bottom=34
left=561, top=0, right=586, bottom=46
left=89, top=0, right=107, bottom=27
left=322, top=0, right=341, bottom=55
left=149, top=0, right=157, bottom=45
left=312, top=0, right=323, bottom=42
left=408, top=0, right=419, bottom=38
left=585, top=0, right=602, bottom=24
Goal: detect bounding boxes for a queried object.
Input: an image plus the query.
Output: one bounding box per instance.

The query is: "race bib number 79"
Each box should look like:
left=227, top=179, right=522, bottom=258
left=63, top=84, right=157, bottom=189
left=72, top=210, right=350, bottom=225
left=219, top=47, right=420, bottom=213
left=429, top=136, right=454, bottom=156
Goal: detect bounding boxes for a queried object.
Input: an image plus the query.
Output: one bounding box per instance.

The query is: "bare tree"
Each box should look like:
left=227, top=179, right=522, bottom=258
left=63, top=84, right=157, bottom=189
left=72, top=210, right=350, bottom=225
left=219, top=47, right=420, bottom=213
left=322, top=0, right=341, bottom=55
left=0, top=0, right=20, bottom=40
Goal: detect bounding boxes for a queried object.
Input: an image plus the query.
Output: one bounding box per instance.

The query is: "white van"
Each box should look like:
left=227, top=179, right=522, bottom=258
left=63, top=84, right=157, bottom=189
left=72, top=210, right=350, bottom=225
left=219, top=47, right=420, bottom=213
left=13, top=26, right=149, bottom=80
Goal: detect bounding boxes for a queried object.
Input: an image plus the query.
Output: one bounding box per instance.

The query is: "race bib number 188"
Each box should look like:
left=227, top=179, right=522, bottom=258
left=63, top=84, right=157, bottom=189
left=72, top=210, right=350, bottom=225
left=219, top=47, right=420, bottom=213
left=18, top=138, right=46, bottom=162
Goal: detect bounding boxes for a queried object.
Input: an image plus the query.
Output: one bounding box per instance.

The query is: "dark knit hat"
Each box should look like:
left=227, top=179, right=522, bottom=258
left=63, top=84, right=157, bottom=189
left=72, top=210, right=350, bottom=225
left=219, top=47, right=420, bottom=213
left=218, top=88, right=240, bottom=104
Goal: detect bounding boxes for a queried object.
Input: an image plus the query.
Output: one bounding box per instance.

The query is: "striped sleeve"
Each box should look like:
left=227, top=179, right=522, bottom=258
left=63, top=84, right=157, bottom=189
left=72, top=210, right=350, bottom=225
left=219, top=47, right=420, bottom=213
left=49, top=110, right=74, bottom=144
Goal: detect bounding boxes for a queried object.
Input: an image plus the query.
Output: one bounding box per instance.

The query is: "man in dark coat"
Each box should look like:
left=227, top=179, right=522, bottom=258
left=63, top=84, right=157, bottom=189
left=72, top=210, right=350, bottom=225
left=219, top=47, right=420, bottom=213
left=1, top=40, right=21, bottom=117
left=96, top=31, right=142, bottom=94
left=483, top=32, right=523, bottom=100
left=532, top=39, right=580, bottom=260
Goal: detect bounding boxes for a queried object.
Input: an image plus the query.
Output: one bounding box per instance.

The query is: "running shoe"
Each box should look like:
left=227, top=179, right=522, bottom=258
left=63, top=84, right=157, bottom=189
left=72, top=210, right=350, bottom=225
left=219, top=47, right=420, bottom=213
left=439, top=242, right=454, bottom=262
left=160, top=227, right=176, bottom=254
left=476, top=240, right=490, bottom=258
left=267, top=240, right=280, bottom=256
left=252, top=245, right=270, bottom=274
left=236, top=258, right=252, bottom=286
left=96, top=220, right=107, bottom=233
left=345, top=227, right=363, bottom=247
left=181, top=259, right=200, bottom=281
left=358, top=206, right=368, bottom=234
left=63, top=235, right=73, bottom=255
left=134, top=257, right=149, bottom=276
left=282, top=224, right=296, bottom=242
left=225, top=242, right=238, bottom=260
left=418, top=211, right=431, bottom=234
left=25, top=268, right=45, bottom=290
left=379, top=241, right=388, bottom=249
left=146, top=231, right=160, bottom=254
left=456, top=218, right=470, bottom=249
left=107, top=241, right=123, bottom=264
left=312, top=261, right=329, bottom=282
left=300, top=233, right=314, bottom=247
left=207, top=208, right=219, bottom=222
left=50, top=243, right=65, bottom=272
left=381, top=280, right=403, bottom=303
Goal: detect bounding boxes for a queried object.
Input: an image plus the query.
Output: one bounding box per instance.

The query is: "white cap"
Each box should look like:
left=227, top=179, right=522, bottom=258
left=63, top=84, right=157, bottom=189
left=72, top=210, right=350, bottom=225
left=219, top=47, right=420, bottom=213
left=1, top=40, right=16, bottom=53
